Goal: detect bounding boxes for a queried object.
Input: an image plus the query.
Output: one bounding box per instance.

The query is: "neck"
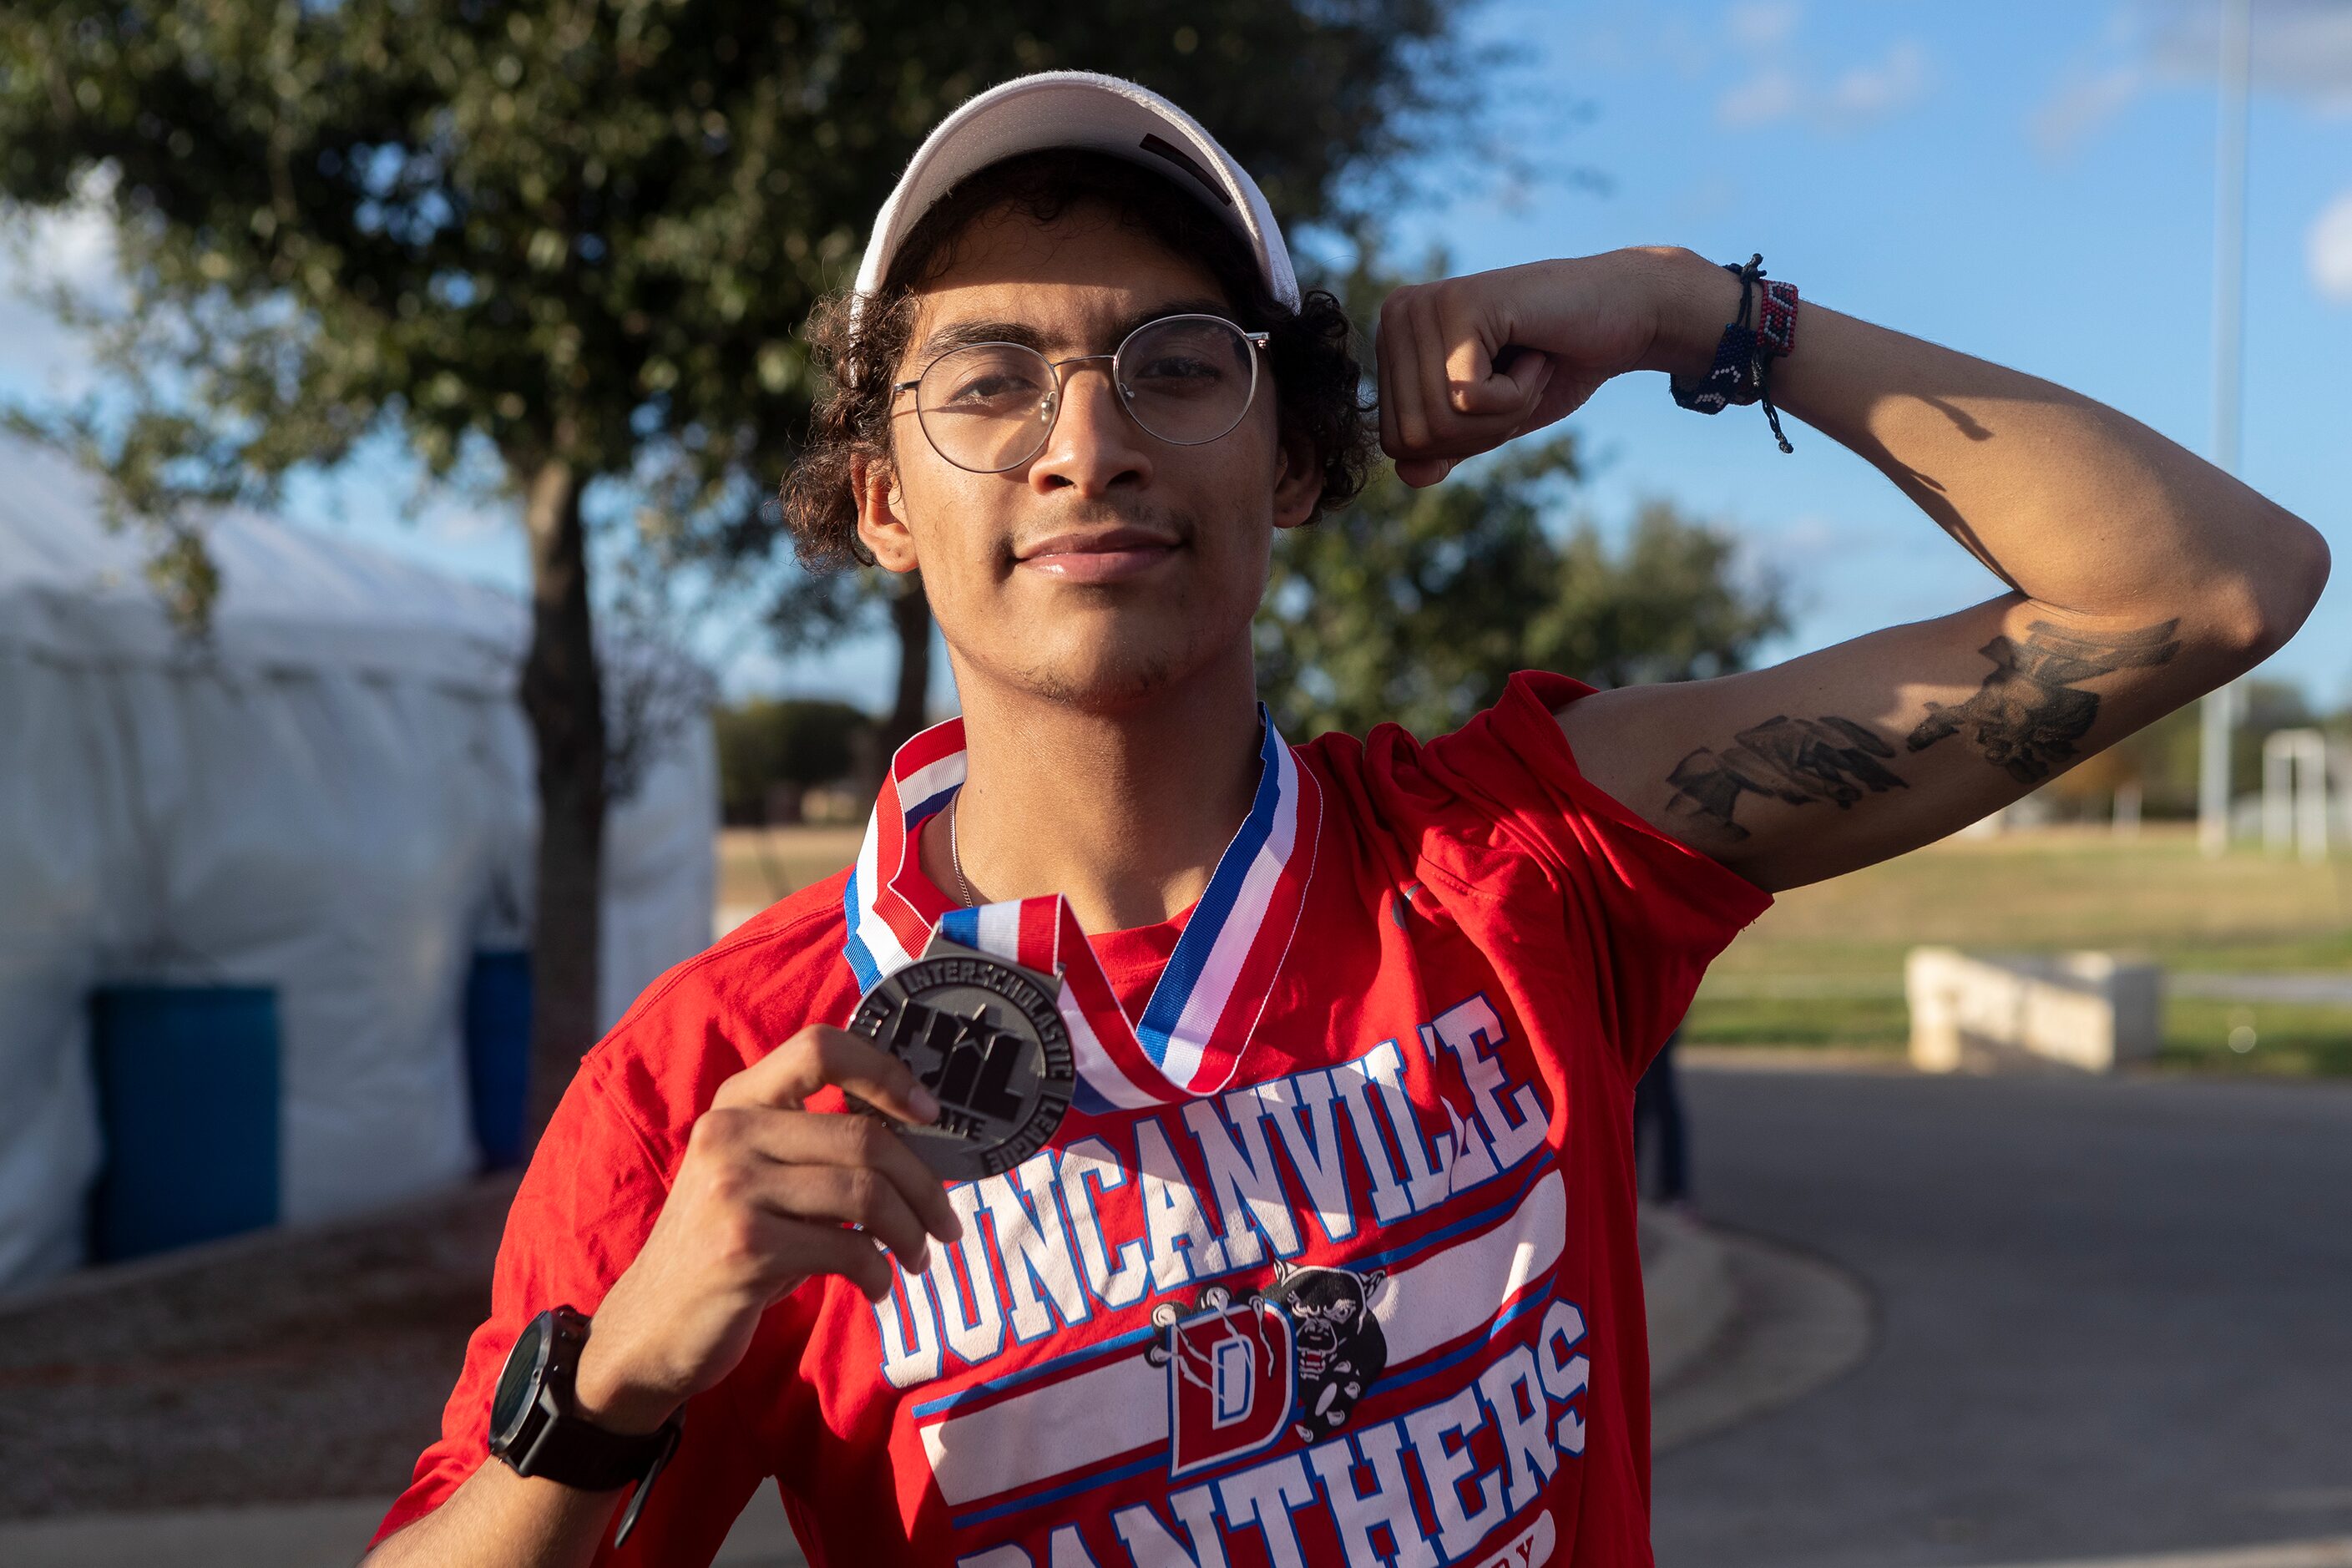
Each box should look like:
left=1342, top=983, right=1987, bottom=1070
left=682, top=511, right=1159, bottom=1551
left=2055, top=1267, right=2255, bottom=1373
left=923, top=650, right=1265, bottom=933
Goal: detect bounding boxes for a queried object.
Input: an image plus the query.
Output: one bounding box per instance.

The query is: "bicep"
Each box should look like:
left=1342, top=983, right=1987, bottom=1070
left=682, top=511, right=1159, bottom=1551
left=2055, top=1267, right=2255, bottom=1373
left=1556, top=594, right=2214, bottom=891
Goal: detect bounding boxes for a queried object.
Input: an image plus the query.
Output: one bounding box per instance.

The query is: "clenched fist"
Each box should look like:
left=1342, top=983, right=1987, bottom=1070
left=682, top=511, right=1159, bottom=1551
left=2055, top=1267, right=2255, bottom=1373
left=1376, top=246, right=1742, bottom=487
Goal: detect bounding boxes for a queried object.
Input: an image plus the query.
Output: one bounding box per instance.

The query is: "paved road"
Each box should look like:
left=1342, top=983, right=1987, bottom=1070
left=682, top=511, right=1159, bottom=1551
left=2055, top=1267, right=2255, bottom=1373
left=1654, top=1065, right=2352, bottom=1568
left=2167, top=974, right=2352, bottom=1007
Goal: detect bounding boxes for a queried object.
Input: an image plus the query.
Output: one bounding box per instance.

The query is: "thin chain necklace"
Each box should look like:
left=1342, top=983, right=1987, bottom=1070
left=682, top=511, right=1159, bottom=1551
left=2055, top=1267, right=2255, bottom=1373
left=948, top=791, right=978, bottom=908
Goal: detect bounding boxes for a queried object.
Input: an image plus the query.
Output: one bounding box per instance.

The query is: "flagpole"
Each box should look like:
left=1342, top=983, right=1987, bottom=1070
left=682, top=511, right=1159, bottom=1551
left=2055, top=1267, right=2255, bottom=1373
left=2198, top=0, right=2252, bottom=858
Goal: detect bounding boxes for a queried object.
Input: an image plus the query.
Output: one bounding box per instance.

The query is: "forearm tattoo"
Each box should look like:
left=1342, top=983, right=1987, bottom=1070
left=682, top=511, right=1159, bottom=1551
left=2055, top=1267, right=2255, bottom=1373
left=1905, top=619, right=2179, bottom=783
left=1666, top=714, right=1908, bottom=841
left=1659, top=618, right=2180, bottom=840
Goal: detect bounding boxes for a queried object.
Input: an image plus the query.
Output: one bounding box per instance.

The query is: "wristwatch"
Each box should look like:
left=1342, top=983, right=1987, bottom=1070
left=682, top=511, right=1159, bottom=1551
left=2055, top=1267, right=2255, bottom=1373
left=489, top=1305, right=680, bottom=1546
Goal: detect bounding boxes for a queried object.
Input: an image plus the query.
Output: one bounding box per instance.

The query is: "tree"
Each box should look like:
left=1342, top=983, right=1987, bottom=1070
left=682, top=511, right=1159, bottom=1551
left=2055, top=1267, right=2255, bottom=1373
left=0, top=0, right=1464, bottom=1128
left=1256, top=440, right=1790, bottom=738
left=715, top=697, right=870, bottom=825
left=762, top=566, right=936, bottom=775
left=2054, top=674, right=2319, bottom=818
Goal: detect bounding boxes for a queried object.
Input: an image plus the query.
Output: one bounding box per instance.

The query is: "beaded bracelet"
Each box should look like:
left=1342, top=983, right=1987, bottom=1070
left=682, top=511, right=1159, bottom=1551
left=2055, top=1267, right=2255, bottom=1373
left=1669, top=254, right=1798, bottom=453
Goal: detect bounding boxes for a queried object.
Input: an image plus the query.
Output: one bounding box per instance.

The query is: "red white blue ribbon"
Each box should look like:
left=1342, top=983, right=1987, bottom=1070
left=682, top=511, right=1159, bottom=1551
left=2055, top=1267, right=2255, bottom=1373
left=842, top=711, right=1320, bottom=1110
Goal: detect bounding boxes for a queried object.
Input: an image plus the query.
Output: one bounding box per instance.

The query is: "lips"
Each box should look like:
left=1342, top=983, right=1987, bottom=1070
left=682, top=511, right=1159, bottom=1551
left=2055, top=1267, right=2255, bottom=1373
left=1013, top=524, right=1181, bottom=584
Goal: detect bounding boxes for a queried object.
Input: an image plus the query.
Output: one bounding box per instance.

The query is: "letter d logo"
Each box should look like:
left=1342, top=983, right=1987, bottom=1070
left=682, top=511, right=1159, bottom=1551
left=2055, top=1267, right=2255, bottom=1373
left=1156, top=1292, right=1295, bottom=1477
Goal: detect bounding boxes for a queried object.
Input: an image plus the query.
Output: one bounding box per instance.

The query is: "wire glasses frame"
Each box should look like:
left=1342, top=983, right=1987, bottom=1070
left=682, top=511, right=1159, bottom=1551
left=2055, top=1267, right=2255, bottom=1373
left=890, top=312, right=1272, bottom=475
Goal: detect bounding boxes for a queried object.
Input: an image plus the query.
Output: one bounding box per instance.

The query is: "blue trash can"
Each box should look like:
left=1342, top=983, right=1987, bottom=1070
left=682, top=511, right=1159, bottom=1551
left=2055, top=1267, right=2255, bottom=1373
left=465, top=950, right=533, bottom=1170
left=87, top=984, right=281, bottom=1262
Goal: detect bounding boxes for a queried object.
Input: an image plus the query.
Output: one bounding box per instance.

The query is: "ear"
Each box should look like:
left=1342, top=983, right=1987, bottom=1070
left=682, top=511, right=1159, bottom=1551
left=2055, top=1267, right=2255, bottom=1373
left=1362, top=1267, right=1387, bottom=1302
left=1269, top=425, right=1323, bottom=532
left=852, top=452, right=920, bottom=574
left=1271, top=1258, right=1295, bottom=1283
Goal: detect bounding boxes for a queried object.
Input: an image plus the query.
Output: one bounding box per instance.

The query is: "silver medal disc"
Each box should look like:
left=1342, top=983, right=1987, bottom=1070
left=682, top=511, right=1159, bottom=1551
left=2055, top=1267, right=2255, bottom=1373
left=847, top=938, right=1075, bottom=1180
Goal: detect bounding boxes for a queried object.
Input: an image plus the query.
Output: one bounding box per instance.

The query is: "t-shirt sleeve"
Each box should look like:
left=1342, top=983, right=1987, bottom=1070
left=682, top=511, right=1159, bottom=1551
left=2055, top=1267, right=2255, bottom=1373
left=1356, top=669, right=1772, bottom=1078
left=368, top=1055, right=756, bottom=1558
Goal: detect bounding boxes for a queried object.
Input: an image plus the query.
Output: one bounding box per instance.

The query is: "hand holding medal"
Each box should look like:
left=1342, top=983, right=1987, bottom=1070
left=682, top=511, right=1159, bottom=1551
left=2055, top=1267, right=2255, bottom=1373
left=569, top=1020, right=966, bottom=1439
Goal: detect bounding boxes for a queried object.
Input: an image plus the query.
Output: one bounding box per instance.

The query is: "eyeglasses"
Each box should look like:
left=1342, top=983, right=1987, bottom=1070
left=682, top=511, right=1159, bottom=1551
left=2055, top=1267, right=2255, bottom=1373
left=891, top=313, right=1271, bottom=474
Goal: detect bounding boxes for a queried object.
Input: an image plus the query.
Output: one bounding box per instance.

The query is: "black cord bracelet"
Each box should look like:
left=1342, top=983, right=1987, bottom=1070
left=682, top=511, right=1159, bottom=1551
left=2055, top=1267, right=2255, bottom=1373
left=1669, top=253, right=1799, bottom=453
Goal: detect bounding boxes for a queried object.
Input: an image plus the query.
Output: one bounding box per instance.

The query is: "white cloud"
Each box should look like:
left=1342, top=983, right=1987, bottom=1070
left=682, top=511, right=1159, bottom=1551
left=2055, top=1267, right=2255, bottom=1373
left=2039, top=0, right=2352, bottom=150
left=1718, top=66, right=1803, bottom=129
left=2034, top=63, right=2153, bottom=151
left=2159, top=0, right=2352, bottom=109
left=1717, top=38, right=1931, bottom=132
left=1827, top=40, right=1930, bottom=120
left=1727, top=1, right=1803, bottom=50
left=2310, top=190, right=2352, bottom=302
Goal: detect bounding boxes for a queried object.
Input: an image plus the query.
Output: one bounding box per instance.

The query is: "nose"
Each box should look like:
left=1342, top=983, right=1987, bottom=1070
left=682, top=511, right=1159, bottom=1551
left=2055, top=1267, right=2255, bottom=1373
left=1026, top=357, right=1151, bottom=497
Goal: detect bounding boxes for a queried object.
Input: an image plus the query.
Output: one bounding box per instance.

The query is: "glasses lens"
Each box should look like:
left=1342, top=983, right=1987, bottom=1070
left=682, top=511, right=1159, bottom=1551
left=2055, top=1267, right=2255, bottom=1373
left=1115, top=316, right=1257, bottom=446
left=916, top=343, right=1055, bottom=472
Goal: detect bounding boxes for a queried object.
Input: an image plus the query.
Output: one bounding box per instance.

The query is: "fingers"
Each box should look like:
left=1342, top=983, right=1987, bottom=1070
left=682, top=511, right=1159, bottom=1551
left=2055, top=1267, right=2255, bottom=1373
left=1497, top=346, right=1558, bottom=411
left=1375, top=295, right=1408, bottom=461
left=720, top=1024, right=941, bottom=1127
left=1377, top=280, right=1550, bottom=483
left=690, top=1103, right=963, bottom=1252
left=1445, top=331, right=1508, bottom=412
left=762, top=1106, right=965, bottom=1247
left=716, top=1028, right=961, bottom=1241
left=1407, top=285, right=1454, bottom=451
left=760, top=1215, right=898, bottom=1302
left=750, top=1158, right=939, bottom=1279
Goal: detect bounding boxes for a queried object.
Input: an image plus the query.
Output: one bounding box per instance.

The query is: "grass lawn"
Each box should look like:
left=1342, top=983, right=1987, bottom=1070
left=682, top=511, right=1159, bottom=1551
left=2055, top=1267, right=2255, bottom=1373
left=1687, top=824, right=2352, bottom=1076
left=717, top=825, right=865, bottom=915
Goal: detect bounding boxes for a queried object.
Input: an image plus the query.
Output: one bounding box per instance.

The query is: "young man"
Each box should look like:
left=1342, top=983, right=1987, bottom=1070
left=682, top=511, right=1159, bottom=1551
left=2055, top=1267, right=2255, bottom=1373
left=367, top=72, right=2326, bottom=1568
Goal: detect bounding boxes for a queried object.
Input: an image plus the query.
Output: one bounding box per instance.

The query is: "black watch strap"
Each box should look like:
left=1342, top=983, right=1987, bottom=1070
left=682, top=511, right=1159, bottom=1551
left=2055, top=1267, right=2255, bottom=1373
left=516, top=1401, right=675, bottom=1491
left=492, top=1306, right=680, bottom=1544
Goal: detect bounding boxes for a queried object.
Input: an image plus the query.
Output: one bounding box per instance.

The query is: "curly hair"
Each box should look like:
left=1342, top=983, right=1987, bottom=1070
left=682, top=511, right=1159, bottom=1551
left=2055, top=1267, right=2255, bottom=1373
left=781, top=149, right=1377, bottom=571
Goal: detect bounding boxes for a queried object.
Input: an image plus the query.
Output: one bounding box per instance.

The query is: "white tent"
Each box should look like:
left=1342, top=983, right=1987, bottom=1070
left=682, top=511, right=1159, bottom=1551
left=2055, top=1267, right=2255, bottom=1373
left=0, top=432, right=716, bottom=1291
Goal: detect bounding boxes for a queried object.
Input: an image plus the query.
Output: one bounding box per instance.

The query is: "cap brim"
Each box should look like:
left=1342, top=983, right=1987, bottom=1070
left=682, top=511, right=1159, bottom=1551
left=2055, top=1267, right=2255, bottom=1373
left=852, top=72, right=1300, bottom=311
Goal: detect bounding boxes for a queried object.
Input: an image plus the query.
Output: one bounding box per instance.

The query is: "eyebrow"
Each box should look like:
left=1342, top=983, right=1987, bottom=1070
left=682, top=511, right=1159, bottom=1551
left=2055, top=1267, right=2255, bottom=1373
left=911, top=296, right=1235, bottom=366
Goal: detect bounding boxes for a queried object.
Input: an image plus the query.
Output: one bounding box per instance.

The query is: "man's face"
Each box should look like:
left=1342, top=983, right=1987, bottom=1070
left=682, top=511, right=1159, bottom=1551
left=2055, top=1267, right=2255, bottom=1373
left=856, top=203, right=1320, bottom=713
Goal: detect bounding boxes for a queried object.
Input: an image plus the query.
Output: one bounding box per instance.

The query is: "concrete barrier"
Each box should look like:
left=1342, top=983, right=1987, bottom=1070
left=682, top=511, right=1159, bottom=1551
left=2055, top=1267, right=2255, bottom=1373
left=1906, top=948, right=2161, bottom=1074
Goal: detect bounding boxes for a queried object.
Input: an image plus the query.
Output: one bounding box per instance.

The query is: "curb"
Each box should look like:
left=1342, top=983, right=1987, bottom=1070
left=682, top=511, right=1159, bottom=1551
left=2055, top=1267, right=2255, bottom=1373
left=1651, top=1222, right=1877, bottom=1455
left=1640, top=1202, right=1736, bottom=1389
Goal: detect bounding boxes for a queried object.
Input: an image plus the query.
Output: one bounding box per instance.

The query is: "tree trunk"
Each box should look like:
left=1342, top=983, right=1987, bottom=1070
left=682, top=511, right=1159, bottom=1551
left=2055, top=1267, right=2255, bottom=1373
left=518, top=458, right=605, bottom=1138
left=879, top=572, right=933, bottom=764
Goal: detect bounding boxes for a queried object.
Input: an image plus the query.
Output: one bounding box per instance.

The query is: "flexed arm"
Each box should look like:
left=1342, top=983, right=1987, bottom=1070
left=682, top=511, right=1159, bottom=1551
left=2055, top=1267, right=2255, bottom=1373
left=1376, top=248, right=2329, bottom=890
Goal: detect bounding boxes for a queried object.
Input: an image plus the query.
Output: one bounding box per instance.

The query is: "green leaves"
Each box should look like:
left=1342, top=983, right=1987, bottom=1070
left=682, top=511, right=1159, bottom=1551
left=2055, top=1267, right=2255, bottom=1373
left=714, top=697, right=873, bottom=822
left=0, top=0, right=1465, bottom=625
left=1256, top=443, right=1791, bottom=739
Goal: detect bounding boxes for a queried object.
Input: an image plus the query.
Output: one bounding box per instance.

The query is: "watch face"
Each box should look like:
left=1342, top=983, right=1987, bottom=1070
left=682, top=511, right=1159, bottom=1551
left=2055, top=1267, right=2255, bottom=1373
left=491, top=1313, right=550, bottom=1449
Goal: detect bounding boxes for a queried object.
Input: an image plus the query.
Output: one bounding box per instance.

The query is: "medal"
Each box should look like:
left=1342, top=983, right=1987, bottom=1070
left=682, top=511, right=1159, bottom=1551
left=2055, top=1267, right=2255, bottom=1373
left=841, top=708, right=1323, bottom=1114
left=847, top=936, right=1075, bottom=1179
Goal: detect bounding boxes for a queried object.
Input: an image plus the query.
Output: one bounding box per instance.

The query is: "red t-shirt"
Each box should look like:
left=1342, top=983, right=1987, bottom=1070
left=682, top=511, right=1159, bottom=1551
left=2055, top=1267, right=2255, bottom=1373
left=376, top=672, right=1768, bottom=1566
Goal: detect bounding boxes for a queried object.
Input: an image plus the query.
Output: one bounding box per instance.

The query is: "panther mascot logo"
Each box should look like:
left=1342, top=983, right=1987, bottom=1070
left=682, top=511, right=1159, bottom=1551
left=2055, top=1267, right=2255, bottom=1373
left=1262, top=1260, right=1388, bottom=1443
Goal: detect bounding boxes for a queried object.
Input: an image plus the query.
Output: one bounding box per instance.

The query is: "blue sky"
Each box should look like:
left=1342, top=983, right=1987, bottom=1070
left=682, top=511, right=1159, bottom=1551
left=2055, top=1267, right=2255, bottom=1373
left=1376, top=0, right=2352, bottom=707
left=6, top=0, right=2348, bottom=713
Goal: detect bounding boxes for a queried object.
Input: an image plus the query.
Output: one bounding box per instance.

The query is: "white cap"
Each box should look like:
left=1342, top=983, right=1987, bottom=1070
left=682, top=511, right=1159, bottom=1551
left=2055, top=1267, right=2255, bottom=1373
left=852, top=71, right=1301, bottom=311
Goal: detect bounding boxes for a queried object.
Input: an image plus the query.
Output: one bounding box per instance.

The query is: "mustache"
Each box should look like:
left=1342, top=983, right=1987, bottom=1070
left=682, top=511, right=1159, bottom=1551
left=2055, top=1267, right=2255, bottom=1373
left=1039, top=498, right=1194, bottom=534
left=1007, top=501, right=1197, bottom=555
